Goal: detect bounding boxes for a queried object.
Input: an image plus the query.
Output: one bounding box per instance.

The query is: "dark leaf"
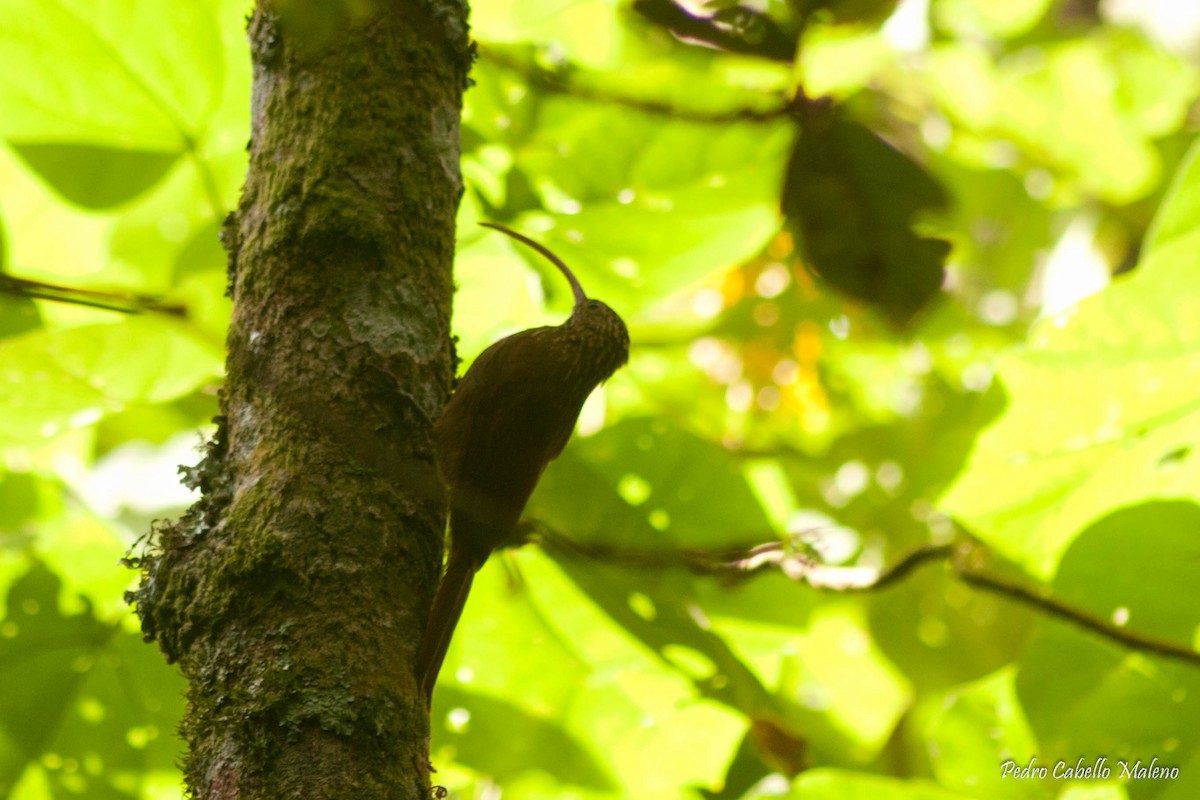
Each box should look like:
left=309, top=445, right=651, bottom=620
left=781, top=114, right=949, bottom=325
left=808, top=0, right=901, bottom=26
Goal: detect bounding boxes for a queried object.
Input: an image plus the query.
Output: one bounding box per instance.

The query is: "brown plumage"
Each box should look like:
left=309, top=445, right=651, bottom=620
left=416, top=222, right=630, bottom=701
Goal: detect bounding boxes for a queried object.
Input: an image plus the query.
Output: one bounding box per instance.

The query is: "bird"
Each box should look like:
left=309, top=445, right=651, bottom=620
left=415, top=222, right=630, bottom=701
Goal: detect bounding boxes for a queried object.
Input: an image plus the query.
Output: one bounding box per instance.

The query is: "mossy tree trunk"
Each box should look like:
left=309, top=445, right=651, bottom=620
left=129, top=3, right=471, bottom=797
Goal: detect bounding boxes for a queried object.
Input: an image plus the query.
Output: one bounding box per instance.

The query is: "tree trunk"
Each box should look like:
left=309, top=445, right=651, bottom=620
left=128, top=3, right=471, bottom=797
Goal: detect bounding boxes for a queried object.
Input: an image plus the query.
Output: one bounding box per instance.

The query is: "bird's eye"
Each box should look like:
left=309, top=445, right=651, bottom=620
left=586, top=299, right=603, bottom=310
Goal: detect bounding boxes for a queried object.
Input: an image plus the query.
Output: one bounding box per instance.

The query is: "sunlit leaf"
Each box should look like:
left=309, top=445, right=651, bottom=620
left=433, top=687, right=615, bottom=789
left=0, top=317, right=222, bottom=443
left=941, top=139, right=1200, bottom=578
left=511, top=106, right=789, bottom=312
left=1143, top=138, right=1200, bottom=258
left=1014, top=503, right=1200, bottom=788
left=0, top=563, right=185, bottom=798
left=787, top=768, right=978, bottom=798
left=10, top=143, right=180, bottom=210
left=995, top=37, right=1162, bottom=203
left=926, top=669, right=1045, bottom=799
left=0, top=0, right=224, bottom=148
left=534, top=418, right=774, bottom=549
left=437, top=549, right=747, bottom=794
left=933, top=0, right=1052, bottom=39
left=0, top=296, right=40, bottom=339
left=475, top=0, right=627, bottom=69
left=868, top=566, right=1034, bottom=691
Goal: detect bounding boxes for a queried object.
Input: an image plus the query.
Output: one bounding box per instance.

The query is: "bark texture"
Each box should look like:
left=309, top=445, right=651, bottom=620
left=129, top=2, right=470, bottom=797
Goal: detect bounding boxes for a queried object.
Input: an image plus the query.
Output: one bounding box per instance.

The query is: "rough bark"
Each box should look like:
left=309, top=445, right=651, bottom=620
left=128, top=2, right=470, bottom=797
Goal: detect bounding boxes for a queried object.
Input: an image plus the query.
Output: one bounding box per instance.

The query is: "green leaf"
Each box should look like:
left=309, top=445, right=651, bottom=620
left=0, top=562, right=185, bottom=797
left=1143, top=137, right=1200, bottom=258
left=935, top=159, right=1051, bottom=291
left=0, top=317, right=223, bottom=443
left=926, top=669, right=1048, bottom=799
left=993, top=36, right=1168, bottom=203
left=474, top=1, right=627, bottom=69
left=528, top=421, right=885, bottom=763
left=0, top=472, right=42, bottom=532
left=1050, top=502, right=1200, bottom=645
left=940, top=140, right=1200, bottom=577
left=510, top=106, right=790, bottom=313
left=0, top=0, right=224, bottom=149
left=781, top=114, right=949, bottom=325
left=868, top=565, right=1034, bottom=692
left=436, top=548, right=747, bottom=793
left=10, top=143, right=180, bottom=210
left=1014, top=503, right=1200, bottom=790
left=534, top=417, right=775, bottom=549
left=432, top=687, right=615, bottom=789
left=0, top=296, right=40, bottom=339
left=545, top=550, right=860, bottom=761
left=770, top=602, right=911, bottom=758
left=787, top=768, right=978, bottom=799
left=933, top=0, right=1052, bottom=39
left=522, top=191, right=781, bottom=317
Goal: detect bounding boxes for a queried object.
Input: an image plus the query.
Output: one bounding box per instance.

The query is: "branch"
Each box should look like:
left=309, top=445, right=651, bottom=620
left=631, top=0, right=797, bottom=63
left=957, top=566, right=1200, bottom=666
left=531, top=523, right=1200, bottom=669
left=478, top=46, right=794, bottom=125
left=536, top=525, right=952, bottom=588
left=0, top=274, right=187, bottom=317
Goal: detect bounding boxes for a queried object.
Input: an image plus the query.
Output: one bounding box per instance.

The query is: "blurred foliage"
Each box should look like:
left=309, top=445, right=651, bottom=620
left=1, top=0, right=1199, bottom=799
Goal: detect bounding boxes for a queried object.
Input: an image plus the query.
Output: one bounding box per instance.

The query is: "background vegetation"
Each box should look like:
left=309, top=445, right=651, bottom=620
left=1, top=0, right=1198, bottom=798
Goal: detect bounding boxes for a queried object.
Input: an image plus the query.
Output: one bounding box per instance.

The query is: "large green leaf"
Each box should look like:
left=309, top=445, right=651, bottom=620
left=786, top=768, right=977, bottom=799
left=1014, top=503, right=1200, bottom=799
left=432, top=687, right=615, bottom=789
left=926, top=668, right=1047, bottom=799
left=941, top=138, right=1200, bottom=579
left=0, top=562, right=185, bottom=798
left=0, top=317, right=223, bottom=444
left=435, top=548, right=747, bottom=796
left=0, top=0, right=224, bottom=149
left=9, top=144, right=180, bottom=211
left=537, top=417, right=774, bottom=549
left=868, top=565, right=1034, bottom=692
left=528, top=421, right=905, bottom=765
left=507, top=105, right=789, bottom=313
left=933, top=0, right=1052, bottom=39
left=1143, top=139, right=1200, bottom=258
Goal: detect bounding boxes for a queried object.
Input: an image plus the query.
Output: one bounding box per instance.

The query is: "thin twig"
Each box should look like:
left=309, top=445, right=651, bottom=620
left=529, top=523, right=1200, bottom=669
left=957, top=567, right=1200, bottom=667
left=479, top=47, right=794, bottom=125
left=631, top=0, right=797, bottom=63
left=0, top=275, right=188, bottom=317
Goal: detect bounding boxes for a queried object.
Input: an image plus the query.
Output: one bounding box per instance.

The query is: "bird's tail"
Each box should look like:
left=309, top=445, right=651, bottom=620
left=415, top=542, right=478, bottom=703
